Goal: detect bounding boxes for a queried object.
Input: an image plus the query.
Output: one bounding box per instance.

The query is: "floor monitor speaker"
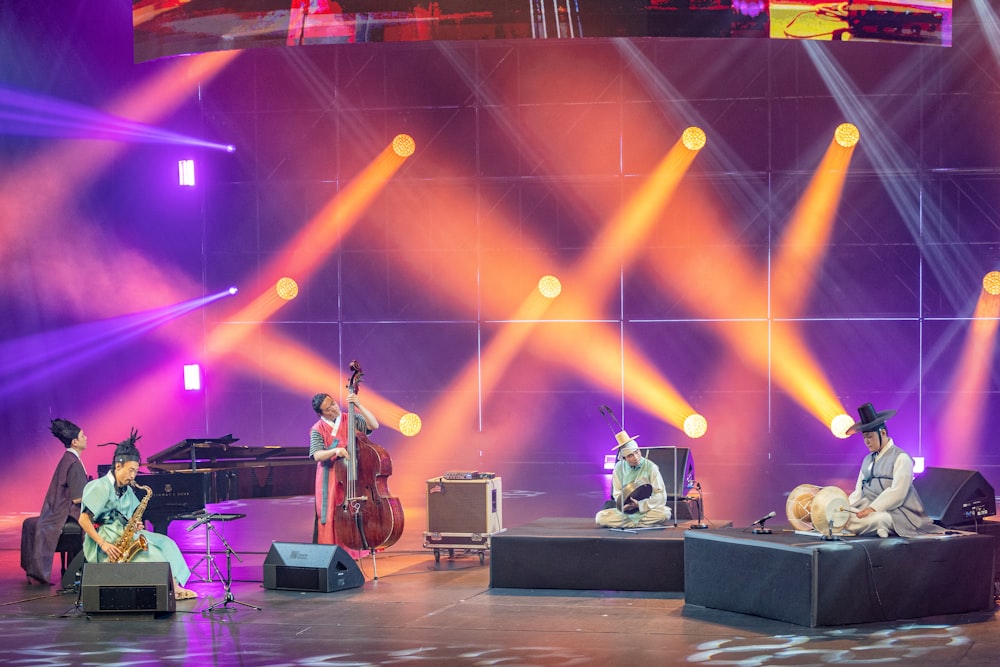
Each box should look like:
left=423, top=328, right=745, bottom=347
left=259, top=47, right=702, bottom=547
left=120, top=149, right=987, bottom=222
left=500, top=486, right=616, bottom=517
left=914, top=467, right=997, bottom=527
left=262, top=542, right=364, bottom=592
left=642, top=446, right=696, bottom=497
left=81, top=562, right=176, bottom=614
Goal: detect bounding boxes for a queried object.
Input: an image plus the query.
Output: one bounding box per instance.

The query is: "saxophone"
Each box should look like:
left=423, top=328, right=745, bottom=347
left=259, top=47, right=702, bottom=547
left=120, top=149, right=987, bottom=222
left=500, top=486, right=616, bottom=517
left=108, top=483, right=152, bottom=563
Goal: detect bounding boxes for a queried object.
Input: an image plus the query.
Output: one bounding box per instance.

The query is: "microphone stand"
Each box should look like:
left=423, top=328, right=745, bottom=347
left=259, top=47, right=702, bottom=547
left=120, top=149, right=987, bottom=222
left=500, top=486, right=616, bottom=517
left=689, top=481, right=708, bottom=529
left=204, top=518, right=261, bottom=613
left=750, top=511, right=775, bottom=535
left=672, top=446, right=679, bottom=527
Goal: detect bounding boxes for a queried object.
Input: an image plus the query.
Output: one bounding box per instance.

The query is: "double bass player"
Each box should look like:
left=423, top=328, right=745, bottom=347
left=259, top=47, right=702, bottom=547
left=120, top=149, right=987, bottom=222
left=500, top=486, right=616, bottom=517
left=309, top=390, right=379, bottom=546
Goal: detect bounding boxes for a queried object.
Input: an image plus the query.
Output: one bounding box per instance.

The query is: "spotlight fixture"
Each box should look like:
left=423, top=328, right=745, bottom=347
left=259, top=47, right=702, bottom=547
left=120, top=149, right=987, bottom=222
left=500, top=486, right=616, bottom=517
left=399, top=412, right=422, bottom=436
left=228, top=285, right=238, bottom=295
left=538, top=275, right=562, bottom=299
left=392, top=134, right=416, bottom=158
left=683, top=413, right=708, bottom=438
left=983, top=270, right=1000, bottom=296
left=183, top=364, right=202, bottom=391
left=275, top=277, right=299, bottom=300
left=178, top=159, right=195, bottom=186
left=225, top=144, right=236, bottom=153
left=834, top=123, right=860, bottom=148
left=681, top=127, right=707, bottom=151
left=830, top=413, right=855, bottom=439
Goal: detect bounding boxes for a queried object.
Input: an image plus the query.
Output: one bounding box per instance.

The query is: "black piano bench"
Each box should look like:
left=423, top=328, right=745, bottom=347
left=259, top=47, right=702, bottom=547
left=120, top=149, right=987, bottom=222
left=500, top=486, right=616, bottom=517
left=20, top=516, right=84, bottom=583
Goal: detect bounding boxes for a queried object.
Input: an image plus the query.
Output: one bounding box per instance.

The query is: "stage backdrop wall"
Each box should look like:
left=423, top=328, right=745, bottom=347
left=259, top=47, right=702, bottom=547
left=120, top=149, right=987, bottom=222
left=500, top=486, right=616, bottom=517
left=1, top=3, right=997, bottom=526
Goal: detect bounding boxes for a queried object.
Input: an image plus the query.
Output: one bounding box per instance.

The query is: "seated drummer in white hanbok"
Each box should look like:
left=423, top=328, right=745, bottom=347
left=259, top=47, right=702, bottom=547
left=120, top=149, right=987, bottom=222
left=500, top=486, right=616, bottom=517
left=596, top=431, right=671, bottom=529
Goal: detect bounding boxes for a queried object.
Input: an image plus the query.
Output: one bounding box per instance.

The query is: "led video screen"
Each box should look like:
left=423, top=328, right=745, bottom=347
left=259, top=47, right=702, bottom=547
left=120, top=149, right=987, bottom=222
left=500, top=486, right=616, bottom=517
left=133, top=1, right=952, bottom=62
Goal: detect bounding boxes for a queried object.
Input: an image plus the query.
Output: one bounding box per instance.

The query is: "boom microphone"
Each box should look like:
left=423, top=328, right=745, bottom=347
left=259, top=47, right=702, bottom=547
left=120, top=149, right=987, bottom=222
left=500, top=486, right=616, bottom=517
left=751, top=511, right=776, bottom=527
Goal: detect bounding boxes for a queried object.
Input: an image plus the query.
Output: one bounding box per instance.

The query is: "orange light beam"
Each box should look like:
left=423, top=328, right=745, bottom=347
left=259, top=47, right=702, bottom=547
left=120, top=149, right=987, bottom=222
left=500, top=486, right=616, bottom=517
left=471, top=139, right=701, bottom=427
left=206, top=142, right=410, bottom=360
left=939, top=293, right=1000, bottom=460
left=575, top=138, right=699, bottom=294
left=772, top=139, right=855, bottom=315
left=238, top=329, right=410, bottom=433
left=640, top=176, right=846, bottom=426
left=403, top=142, right=703, bottom=464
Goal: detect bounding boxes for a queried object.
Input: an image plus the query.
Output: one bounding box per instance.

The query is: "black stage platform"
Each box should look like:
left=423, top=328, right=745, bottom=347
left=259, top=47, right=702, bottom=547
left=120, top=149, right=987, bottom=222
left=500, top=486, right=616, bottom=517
left=684, top=527, right=997, bottom=627
left=489, top=517, right=728, bottom=592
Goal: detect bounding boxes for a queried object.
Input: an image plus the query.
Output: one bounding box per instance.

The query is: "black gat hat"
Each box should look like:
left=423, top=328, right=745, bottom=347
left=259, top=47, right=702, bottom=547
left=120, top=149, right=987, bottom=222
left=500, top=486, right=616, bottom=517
left=846, top=402, right=897, bottom=435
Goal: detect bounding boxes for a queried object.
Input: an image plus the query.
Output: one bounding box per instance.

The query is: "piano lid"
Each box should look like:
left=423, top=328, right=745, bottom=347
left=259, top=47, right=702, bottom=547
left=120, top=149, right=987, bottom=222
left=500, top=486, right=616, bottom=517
left=146, top=435, right=308, bottom=469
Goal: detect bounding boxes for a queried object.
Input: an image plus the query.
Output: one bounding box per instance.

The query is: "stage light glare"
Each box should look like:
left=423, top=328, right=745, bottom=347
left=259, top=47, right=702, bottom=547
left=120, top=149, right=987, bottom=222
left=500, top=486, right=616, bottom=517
left=834, top=123, right=860, bottom=148
left=830, top=413, right=855, bottom=439
left=399, top=412, right=422, bottom=436
left=983, top=270, right=1000, bottom=295
left=913, top=456, right=925, bottom=474
left=178, top=159, right=195, bottom=186
left=228, top=286, right=238, bottom=295
left=275, top=277, right=299, bottom=300
left=683, top=413, right=708, bottom=438
left=226, top=144, right=236, bottom=153
left=392, top=134, right=416, bottom=157
left=538, top=275, right=562, bottom=299
left=681, top=127, right=707, bottom=151
left=183, top=364, right=201, bottom=391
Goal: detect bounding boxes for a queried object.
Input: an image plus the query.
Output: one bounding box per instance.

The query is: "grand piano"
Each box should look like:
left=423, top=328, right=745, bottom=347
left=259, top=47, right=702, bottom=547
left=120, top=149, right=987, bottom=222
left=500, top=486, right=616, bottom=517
left=109, top=435, right=314, bottom=534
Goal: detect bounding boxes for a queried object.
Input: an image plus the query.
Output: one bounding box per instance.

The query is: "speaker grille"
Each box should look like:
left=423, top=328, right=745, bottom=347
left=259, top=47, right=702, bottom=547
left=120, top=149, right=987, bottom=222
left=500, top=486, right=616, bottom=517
left=275, top=566, right=321, bottom=591
left=99, top=586, right=162, bottom=611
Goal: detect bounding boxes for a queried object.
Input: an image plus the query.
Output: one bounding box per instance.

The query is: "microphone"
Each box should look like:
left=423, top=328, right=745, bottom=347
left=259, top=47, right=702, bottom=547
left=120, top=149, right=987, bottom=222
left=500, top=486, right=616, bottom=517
left=751, top=511, right=776, bottom=527
left=186, top=513, right=218, bottom=532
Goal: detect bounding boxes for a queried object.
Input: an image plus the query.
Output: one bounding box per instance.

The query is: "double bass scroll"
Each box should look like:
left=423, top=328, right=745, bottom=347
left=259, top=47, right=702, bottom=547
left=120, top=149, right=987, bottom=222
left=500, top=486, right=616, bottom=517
left=332, top=360, right=405, bottom=552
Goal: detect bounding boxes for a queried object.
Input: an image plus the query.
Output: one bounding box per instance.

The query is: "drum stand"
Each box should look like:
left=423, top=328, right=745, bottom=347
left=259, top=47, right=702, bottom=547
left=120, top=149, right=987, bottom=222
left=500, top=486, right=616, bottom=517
left=203, top=519, right=261, bottom=613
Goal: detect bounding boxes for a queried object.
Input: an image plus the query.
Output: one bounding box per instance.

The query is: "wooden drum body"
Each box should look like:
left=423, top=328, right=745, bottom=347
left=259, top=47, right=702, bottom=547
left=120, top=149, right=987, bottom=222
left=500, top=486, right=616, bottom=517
left=785, top=484, right=851, bottom=535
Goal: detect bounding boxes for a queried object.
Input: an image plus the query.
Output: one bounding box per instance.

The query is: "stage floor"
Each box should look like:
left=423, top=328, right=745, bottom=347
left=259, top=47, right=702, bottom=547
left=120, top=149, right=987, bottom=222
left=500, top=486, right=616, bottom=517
left=1, top=486, right=999, bottom=665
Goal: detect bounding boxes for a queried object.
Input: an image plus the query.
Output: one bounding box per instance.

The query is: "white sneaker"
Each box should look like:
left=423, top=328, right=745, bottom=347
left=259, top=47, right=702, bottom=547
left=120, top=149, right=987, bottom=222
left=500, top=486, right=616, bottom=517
left=877, top=528, right=889, bottom=538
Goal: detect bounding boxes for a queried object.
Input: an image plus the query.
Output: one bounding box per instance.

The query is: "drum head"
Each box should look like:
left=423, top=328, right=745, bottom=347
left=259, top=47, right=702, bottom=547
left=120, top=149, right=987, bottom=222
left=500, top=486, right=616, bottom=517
left=811, top=486, right=850, bottom=536
left=617, top=481, right=653, bottom=513
left=785, top=484, right=821, bottom=531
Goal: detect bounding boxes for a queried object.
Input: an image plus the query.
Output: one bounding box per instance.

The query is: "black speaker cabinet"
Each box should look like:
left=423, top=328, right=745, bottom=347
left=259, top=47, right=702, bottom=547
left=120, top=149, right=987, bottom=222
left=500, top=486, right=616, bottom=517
left=633, top=447, right=698, bottom=520
left=642, top=446, right=696, bottom=497
left=81, top=562, right=176, bottom=614
left=262, top=542, right=364, bottom=592
left=914, top=467, right=997, bottom=527
left=427, top=477, right=503, bottom=534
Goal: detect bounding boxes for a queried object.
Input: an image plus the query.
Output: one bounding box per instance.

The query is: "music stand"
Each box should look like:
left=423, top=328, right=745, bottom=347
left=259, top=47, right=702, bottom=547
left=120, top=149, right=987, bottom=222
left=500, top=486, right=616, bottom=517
left=188, top=513, right=221, bottom=583
left=195, top=515, right=260, bottom=613
left=186, top=512, right=246, bottom=582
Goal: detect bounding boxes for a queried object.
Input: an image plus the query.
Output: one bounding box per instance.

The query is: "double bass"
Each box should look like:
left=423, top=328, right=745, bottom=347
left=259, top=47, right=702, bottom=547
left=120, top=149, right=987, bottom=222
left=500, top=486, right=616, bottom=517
left=332, top=360, right=404, bottom=552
